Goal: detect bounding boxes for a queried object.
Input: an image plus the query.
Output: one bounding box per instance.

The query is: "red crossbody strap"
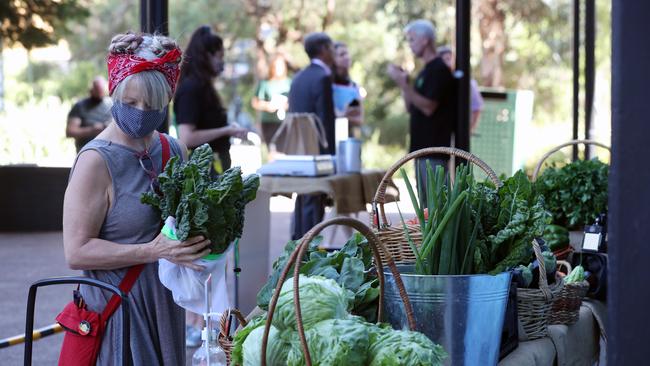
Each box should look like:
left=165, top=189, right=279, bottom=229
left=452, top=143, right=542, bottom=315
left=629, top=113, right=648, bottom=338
left=102, top=133, right=172, bottom=321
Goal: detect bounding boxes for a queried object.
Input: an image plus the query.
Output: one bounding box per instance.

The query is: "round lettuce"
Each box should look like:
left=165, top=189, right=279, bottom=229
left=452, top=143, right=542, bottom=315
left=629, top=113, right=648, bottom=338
left=273, top=275, right=352, bottom=331
left=286, top=318, right=370, bottom=366
left=367, top=329, right=447, bottom=366
left=241, top=323, right=294, bottom=366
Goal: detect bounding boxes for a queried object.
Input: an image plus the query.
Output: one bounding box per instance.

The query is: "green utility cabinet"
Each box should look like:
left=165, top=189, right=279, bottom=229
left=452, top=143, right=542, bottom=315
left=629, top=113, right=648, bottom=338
left=470, top=89, right=534, bottom=179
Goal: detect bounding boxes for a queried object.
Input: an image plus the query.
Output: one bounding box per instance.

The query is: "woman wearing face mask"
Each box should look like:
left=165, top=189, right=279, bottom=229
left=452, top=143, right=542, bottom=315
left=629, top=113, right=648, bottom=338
left=62, top=32, right=210, bottom=365
left=174, top=25, right=247, bottom=173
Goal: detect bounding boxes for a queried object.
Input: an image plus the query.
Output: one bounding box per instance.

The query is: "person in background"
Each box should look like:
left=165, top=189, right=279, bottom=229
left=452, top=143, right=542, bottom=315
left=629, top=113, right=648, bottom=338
left=66, top=76, right=113, bottom=152
left=174, top=25, right=248, bottom=173
left=287, top=32, right=336, bottom=240
left=438, top=45, right=484, bottom=134
left=387, top=19, right=457, bottom=206
left=332, top=42, right=364, bottom=137
left=63, top=32, right=210, bottom=365
left=251, top=54, right=292, bottom=146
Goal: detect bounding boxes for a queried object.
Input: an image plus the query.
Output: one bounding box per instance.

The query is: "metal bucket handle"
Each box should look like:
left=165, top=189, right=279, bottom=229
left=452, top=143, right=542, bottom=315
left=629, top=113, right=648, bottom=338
left=531, top=139, right=611, bottom=182
left=260, top=217, right=417, bottom=366
left=372, top=147, right=502, bottom=229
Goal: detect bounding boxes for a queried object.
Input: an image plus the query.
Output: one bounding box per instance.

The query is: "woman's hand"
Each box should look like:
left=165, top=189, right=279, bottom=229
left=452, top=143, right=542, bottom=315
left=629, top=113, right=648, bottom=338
left=227, top=124, right=249, bottom=139
left=150, top=233, right=212, bottom=271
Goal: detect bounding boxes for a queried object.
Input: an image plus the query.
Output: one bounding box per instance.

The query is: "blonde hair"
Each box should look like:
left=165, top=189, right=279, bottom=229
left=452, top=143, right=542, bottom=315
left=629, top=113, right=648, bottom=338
left=108, top=32, right=181, bottom=110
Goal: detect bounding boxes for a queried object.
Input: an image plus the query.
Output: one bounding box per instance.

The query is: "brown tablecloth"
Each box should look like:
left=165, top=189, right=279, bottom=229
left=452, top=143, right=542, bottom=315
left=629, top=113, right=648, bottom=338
left=259, top=169, right=398, bottom=214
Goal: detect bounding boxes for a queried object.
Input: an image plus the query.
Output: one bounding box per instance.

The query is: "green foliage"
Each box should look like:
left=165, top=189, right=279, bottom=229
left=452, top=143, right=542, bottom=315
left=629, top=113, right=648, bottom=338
left=141, top=144, right=260, bottom=254
left=0, top=0, right=89, bottom=49
left=536, top=158, right=609, bottom=229
left=257, top=233, right=380, bottom=322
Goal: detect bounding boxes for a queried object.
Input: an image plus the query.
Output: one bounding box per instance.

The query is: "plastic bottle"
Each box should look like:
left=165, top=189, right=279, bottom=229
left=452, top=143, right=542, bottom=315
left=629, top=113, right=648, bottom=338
left=191, top=328, right=227, bottom=366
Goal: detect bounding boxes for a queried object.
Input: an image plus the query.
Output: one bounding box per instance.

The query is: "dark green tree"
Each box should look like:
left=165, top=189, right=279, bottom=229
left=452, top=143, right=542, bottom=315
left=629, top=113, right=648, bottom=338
left=0, top=0, right=89, bottom=110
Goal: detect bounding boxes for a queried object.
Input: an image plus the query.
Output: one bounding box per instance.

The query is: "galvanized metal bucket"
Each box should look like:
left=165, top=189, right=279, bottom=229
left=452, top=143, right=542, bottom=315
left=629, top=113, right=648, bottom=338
left=383, top=265, right=512, bottom=366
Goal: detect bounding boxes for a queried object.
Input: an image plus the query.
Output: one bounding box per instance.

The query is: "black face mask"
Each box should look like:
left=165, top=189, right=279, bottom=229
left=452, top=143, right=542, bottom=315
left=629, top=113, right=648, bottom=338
left=89, top=96, right=103, bottom=104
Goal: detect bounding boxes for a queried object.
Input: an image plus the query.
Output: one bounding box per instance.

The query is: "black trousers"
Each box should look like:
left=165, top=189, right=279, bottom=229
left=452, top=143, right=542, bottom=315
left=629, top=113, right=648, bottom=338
left=291, top=194, right=325, bottom=240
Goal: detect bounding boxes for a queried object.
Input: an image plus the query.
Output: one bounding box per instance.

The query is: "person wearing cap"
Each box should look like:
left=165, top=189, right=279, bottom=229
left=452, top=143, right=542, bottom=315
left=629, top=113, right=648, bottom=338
left=62, top=32, right=211, bottom=365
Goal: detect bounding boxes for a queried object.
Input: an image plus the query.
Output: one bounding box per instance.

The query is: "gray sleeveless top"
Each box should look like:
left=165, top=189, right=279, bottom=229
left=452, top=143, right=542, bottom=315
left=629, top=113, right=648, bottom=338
left=74, top=134, right=185, bottom=366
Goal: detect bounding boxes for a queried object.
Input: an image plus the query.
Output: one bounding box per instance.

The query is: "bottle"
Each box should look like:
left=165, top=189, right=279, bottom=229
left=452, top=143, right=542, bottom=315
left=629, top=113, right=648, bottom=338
left=191, top=328, right=227, bottom=366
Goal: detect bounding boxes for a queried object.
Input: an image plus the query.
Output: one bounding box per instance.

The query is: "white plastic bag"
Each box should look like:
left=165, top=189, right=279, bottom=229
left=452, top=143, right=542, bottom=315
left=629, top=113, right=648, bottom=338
left=157, top=217, right=232, bottom=314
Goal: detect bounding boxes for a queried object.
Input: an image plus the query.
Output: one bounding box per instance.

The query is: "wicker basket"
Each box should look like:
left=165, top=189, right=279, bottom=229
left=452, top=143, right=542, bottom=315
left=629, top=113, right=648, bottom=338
left=370, top=147, right=502, bottom=264
left=217, top=308, right=248, bottom=365
left=258, top=217, right=418, bottom=366
left=517, top=239, right=564, bottom=340
left=531, top=139, right=611, bottom=181
left=548, top=260, right=590, bottom=325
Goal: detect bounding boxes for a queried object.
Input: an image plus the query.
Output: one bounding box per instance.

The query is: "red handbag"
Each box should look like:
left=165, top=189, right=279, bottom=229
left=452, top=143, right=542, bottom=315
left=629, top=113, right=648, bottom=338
left=56, top=133, right=171, bottom=365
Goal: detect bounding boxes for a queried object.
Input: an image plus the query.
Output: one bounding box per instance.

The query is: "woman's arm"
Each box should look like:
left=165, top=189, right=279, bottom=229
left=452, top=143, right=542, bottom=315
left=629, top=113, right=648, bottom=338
left=63, top=150, right=211, bottom=271
left=177, top=124, right=247, bottom=149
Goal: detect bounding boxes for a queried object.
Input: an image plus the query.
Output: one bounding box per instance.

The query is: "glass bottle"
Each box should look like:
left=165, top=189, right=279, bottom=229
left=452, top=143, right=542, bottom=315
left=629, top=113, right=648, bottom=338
left=191, top=328, right=227, bottom=366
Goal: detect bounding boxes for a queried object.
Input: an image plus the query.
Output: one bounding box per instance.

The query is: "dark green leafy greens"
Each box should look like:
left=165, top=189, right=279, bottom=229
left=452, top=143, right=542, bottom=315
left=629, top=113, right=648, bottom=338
left=400, top=166, right=551, bottom=275
left=256, top=233, right=380, bottom=322
left=141, top=143, right=260, bottom=254
left=536, top=158, right=608, bottom=229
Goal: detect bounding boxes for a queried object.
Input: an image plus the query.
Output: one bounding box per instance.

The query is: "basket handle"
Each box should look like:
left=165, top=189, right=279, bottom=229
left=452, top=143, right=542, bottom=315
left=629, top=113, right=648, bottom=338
left=556, top=260, right=572, bottom=276
left=218, top=308, right=247, bottom=338
left=372, top=147, right=502, bottom=228
left=260, top=217, right=417, bottom=366
left=532, top=139, right=611, bottom=181
left=532, top=239, right=553, bottom=301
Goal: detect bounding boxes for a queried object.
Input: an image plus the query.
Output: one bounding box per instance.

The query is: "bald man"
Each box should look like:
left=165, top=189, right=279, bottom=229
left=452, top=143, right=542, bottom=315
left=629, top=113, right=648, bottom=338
left=66, top=77, right=113, bottom=152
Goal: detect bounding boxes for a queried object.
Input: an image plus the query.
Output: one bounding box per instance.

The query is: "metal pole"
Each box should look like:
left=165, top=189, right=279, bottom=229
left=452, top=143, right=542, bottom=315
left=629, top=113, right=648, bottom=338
left=455, top=0, right=471, bottom=154
left=572, top=0, right=581, bottom=161
left=584, top=0, right=595, bottom=159
left=140, top=0, right=170, bottom=133
left=610, top=0, right=650, bottom=363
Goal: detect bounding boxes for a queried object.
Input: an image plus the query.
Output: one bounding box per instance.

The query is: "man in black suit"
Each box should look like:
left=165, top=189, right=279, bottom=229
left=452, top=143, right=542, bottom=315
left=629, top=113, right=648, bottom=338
left=288, top=32, right=336, bottom=240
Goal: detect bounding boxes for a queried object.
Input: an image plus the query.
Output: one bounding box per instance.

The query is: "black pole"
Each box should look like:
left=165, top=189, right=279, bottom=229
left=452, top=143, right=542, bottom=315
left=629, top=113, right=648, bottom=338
left=610, top=0, right=650, bottom=363
left=584, top=0, right=595, bottom=159
left=572, top=0, right=581, bottom=161
left=455, top=0, right=471, bottom=154
left=140, top=0, right=170, bottom=133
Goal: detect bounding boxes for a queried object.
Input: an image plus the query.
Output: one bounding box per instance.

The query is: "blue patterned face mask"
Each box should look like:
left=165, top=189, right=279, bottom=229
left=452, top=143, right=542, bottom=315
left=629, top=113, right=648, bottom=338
left=111, top=101, right=167, bottom=139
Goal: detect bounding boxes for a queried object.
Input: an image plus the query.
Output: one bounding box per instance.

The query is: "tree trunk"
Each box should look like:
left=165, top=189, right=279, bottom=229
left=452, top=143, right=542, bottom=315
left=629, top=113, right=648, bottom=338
left=476, top=0, right=506, bottom=87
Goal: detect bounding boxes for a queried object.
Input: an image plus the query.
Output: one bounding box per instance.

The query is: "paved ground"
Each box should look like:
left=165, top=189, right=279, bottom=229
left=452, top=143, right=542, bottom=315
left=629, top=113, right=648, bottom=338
left=0, top=195, right=387, bottom=365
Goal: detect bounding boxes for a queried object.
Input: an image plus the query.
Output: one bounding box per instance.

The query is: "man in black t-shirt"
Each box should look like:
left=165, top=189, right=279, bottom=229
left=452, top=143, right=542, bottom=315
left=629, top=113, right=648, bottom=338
left=387, top=19, right=457, bottom=204
left=66, top=77, right=113, bottom=152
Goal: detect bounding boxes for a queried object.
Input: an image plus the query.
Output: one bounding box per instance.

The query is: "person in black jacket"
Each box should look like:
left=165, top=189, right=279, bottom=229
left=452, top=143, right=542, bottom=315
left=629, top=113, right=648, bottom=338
left=174, top=25, right=247, bottom=173
left=287, top=32, right=336, bottom=240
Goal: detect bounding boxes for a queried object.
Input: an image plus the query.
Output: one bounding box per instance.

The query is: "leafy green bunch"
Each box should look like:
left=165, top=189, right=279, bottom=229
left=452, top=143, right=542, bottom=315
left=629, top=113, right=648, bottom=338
left=257, top=233, right=381, bottom=323
left=399, top=165, right=551, bottom=276
left=535, top=158, right=609, bottom=229
left=141, top=144, right=260, bottom=254
left=398, top=163, right=481, bottom=275
left=473, top=171, right=552, bottom=274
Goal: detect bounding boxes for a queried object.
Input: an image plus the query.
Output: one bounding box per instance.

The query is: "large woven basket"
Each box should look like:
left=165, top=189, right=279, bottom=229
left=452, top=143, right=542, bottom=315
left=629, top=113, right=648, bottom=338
left=517, top=239, right=564, bottom=340
left=370, top=147, right=502, bottom=264
left=258, top=217, right=418, bottom=366
left=531, top=139, right=611, bottom=181
left=548, top=260, right=590, bottom=325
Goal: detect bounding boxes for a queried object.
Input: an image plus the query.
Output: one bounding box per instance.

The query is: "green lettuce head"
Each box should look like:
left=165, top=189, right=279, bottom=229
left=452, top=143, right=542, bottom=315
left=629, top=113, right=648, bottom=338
left=286, top=318, right=370, bottom=366
left=232, top=316, right=294, bottom=366
left=368, top=329, right=447, bottom=366
left=273, top=275, right=352, bottom=330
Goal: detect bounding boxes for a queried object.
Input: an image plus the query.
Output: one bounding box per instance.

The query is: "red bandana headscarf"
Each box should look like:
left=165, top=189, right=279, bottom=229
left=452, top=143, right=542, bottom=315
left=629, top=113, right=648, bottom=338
left=107, top=47, right=182, bottom=95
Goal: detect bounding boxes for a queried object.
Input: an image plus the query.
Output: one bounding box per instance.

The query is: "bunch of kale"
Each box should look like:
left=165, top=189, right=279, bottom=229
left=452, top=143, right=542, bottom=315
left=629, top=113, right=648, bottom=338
left=142, top=144, right=260, bottom=254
